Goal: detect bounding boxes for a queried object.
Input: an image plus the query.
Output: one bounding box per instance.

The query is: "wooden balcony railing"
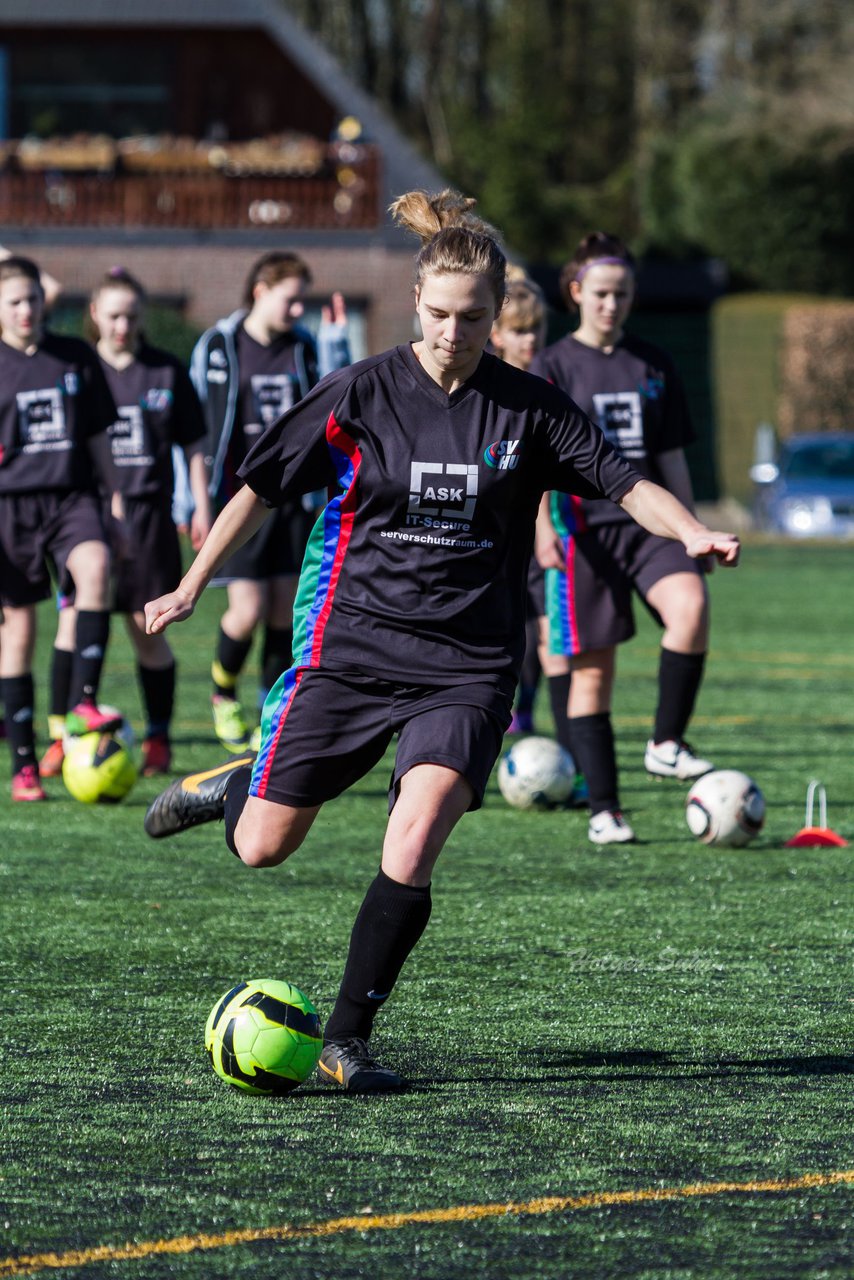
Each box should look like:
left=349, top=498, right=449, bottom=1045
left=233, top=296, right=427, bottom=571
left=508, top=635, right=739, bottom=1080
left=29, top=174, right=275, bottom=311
left=0, top=142, right=382, bottom=230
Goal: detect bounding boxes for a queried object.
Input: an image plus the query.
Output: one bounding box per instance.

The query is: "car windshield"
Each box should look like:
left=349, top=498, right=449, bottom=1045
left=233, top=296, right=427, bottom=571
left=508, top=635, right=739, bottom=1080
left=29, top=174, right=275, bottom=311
left=783, top=439, right=854, bottom=480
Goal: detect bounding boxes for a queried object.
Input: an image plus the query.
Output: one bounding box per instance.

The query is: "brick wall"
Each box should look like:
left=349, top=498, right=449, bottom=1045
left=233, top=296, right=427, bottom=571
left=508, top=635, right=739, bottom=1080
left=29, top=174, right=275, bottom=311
left=6, top=238, right=419, bottom=355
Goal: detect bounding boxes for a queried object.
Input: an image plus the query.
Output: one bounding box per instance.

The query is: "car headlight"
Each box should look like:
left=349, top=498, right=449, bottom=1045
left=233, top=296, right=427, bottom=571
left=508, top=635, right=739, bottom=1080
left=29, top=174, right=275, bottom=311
left=777, top=496, right=834, bottom=534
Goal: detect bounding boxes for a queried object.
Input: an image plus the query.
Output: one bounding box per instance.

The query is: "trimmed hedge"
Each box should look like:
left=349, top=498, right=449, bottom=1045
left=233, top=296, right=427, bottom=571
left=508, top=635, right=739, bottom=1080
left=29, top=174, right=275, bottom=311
left=710, top=293, right=848, bottom=501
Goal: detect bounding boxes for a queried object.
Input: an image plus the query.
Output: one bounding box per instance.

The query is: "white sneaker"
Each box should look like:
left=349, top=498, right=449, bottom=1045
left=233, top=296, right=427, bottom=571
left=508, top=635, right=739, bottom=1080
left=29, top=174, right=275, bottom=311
left=588, top=810, right=636, bottom=845
left=645, top=739, right=713, bottom=780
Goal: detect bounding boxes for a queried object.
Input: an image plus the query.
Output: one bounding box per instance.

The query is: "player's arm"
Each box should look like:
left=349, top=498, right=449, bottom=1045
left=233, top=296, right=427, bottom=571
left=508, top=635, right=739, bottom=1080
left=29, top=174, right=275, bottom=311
left=655, top=447, right=717, bottom=572
left=317, top=292, right=351, bottom=377
left=618, top=478, right=739, bottom=565
left=184, top=441, right=213, bottom=549
left=534, top=493, right=564, bottom=570
left=144, top=485, right=271, bottom=634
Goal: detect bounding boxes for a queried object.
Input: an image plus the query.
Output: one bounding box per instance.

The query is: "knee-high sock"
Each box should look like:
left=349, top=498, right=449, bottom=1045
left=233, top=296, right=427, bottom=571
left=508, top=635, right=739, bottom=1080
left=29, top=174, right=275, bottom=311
left=324, top=869, right=433, bottom=1045
left=212, top=627, right=253, bottom=698
left=223, top=765, right=254, bottom=856
left=653, top=649, right=706, bottom=744
left=137, top=661, right=176, bottom=739
left=48, top=646, right=74, bottom=738
left=567, top=712, right=619, bottom=815
left=515, top=618, right=541, bottom=716
left=2, top=674, right=36, bottom=770
left=69, top=610, right=110, bottom=707
left=547, top=673, right=573, bottom=757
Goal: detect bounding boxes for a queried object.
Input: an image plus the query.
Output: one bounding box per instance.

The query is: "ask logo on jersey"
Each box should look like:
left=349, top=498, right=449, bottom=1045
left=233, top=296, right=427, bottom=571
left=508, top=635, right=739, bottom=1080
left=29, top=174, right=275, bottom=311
left=406, top=460, right=479, bottom=530
left=592, top=391, right=645, bottom=459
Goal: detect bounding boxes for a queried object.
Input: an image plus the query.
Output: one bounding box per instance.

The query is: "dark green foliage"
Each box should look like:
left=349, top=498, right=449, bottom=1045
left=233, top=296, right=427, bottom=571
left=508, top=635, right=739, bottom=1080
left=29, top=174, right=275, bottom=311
left=1, top=543, right=852, bottom=1276
left=286, top=0, right=854, bottom=291
left=642, top=126, right=854, bottom=295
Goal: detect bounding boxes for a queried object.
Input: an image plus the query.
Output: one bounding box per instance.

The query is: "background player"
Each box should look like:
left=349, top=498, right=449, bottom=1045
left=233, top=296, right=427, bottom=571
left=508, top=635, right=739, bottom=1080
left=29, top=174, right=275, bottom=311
left=532, top=232, right=713, bottom=846
left=41, top=268, right=213, bottom=778
left=141, top=190, right=739, bottom=1093
left=0, top=248, right=62, bottom=743
left=190, top=253, right=350, bottom=753
left=0, top=256, right=123, bottom=800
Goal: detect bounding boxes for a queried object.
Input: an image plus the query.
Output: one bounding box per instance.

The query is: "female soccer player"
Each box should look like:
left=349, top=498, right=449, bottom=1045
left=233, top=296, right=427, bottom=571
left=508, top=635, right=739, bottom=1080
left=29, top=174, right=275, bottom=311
left=532, top=233, right=713, bottom=846
left=40, top=268, right=213, bottom=779
left=0, top=256, right=123, bottom=800
left=490, top=275, right=548, bottom=735
left=143, top=192, right=739, bottom=1092
left=190, top=253, right=350, bottom=754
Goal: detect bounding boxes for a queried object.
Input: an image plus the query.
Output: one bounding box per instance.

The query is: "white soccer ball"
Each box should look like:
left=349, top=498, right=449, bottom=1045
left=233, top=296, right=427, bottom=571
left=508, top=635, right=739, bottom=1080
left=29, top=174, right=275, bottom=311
left=497, top=735, right=575, bottom=811
left=685, top=769, right=765, bottom=847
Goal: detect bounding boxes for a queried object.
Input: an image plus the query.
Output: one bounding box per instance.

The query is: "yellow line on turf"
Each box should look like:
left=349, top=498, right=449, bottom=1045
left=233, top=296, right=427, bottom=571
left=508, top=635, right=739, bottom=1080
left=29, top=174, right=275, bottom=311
left=1, top=1170, right=852, bottom=1277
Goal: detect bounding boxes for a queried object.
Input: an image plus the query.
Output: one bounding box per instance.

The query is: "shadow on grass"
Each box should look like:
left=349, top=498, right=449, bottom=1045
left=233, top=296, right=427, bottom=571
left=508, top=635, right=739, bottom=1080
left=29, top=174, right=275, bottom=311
left=407, top=1048, right=854, bottom=1091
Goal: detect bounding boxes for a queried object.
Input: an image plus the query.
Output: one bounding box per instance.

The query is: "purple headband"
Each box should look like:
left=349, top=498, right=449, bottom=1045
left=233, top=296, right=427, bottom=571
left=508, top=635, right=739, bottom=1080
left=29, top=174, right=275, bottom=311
left=575, top=256, right=632, bottom=282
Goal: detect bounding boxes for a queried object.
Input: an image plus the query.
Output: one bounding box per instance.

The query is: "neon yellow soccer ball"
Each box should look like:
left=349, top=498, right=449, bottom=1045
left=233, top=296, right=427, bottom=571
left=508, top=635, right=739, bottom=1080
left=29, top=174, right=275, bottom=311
left=62, top=730, right=138, bottom=804
left=205, top=979, right=323, bottom=1095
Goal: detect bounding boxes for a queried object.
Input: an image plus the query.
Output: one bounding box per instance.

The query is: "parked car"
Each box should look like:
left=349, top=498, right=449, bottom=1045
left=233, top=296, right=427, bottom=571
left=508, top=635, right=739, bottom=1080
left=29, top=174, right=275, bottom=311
left=749, top=432, right=854, bottom=538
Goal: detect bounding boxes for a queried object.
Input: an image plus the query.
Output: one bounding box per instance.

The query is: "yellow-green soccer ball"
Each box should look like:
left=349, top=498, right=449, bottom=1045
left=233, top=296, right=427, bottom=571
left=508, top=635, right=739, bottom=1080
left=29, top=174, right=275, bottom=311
left=205, top=979, right=323, bottom=1095
left=62, top=730, right=138, bottom=804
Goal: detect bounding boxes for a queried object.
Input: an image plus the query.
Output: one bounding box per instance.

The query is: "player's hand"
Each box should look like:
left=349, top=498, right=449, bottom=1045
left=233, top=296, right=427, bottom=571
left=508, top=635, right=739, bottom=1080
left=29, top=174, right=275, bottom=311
left=189, top=511, right=212, bottom=551
left=144, top=588, right=195, bottom=634
left=320, top=291, right=347, bottom=327
left=535, top=526, right=565, bottom=572
left=685, top=532, right=740, bottom=566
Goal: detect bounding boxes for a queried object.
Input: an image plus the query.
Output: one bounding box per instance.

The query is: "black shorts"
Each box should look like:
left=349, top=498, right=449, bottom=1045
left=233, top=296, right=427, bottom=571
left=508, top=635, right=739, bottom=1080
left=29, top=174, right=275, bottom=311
left=114, top=499, right=183, bottom=614
left=213, top=502, right=315, bottom=585
left=0, top=490, right=108, bottom=608
left=249, top=668, right=513, bottom=812
left=545, top=522, right=704, bottom=655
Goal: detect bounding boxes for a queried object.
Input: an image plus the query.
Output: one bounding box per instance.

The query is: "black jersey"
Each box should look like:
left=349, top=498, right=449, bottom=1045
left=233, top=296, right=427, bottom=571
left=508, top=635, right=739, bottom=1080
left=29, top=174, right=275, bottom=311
left=530, top=333, right=694, bottom=530
left=239, top=344, right=639, bottom=685
left=0, top=332, right=116, bottom=495
left=99, top=344, right=206, bottom=503
left=230, top=327, right=319, bottom=474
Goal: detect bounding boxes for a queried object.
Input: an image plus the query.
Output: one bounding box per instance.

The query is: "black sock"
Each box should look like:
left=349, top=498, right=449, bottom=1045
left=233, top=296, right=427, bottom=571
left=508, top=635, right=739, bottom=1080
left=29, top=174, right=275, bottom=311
left=138, top=661, right=176, bottom=739
left=49, top=646, right=74, bottom=720
left=70, top=610, right=110, bottom=706
left=261, top=627, right=293, bottom=698
left=547, top=673, right=573, bottom=756
left=223, top=764, right=254, bottom=856
left=568, top=712, right=618, bottom=815
left=516, top=619, right=541, bottom=715
left=653, top=650, right=706, bottom=744
left=324, top=869, right=433, bottom=1045
left=212, top=627, right=253, bottom=698
left=2, top=675, right=36, bottom=770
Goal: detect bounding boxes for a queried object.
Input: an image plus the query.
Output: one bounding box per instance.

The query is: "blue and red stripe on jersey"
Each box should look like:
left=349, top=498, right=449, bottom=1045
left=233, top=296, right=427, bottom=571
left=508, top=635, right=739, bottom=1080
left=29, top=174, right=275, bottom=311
left=251, top=412, right=361, bottom=799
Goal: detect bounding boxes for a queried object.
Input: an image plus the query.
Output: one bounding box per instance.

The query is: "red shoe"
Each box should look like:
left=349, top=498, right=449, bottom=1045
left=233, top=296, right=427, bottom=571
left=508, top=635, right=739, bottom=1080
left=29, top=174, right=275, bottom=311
left=12, top=763, right=46, bottom=802
left=40, top=738, right=66, bottom=778
left=65, top=701, right=123, bottom=736
left=141, top=734, right=172, bottom=777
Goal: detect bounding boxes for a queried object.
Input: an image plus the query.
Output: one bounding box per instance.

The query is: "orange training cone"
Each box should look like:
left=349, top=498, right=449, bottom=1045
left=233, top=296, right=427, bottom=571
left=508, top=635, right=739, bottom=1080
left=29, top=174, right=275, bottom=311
left=785, top=780, right=848, bottom=847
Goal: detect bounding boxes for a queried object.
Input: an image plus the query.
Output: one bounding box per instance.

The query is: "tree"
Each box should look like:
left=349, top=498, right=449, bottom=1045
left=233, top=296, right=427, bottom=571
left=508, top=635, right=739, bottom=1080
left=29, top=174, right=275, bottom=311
left=282, top=0, right=854, bottom=287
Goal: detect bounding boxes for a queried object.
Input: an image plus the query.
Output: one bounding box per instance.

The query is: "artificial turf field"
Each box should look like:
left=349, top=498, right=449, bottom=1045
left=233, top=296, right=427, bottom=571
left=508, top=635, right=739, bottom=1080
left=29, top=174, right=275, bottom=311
left=2, top=540, right=852, bottom=1279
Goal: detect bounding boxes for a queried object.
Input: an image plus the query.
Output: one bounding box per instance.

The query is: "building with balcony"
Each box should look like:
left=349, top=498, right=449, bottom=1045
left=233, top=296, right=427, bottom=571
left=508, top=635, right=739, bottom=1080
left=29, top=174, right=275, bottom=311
left=0, top=0, right=447, bottom=354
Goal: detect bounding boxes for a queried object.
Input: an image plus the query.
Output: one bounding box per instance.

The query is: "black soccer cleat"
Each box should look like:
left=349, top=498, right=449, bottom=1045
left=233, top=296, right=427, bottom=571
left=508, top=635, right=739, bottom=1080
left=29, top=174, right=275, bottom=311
left=317, top=1038, right=406, bottom=1094
left=143, top=754, right=255, bottom=839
